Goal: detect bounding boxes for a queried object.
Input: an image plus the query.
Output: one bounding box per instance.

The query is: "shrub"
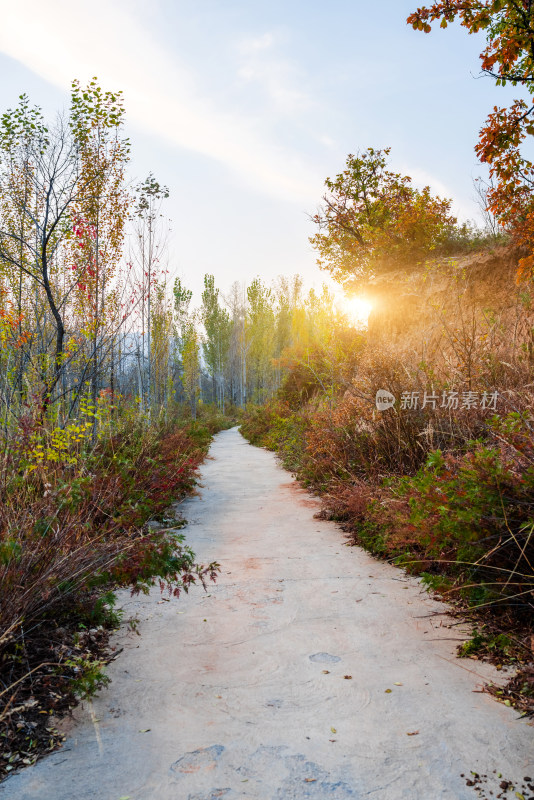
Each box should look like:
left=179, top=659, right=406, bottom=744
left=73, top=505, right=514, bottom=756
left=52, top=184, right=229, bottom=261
left=0, top=405, right=230, bottom=776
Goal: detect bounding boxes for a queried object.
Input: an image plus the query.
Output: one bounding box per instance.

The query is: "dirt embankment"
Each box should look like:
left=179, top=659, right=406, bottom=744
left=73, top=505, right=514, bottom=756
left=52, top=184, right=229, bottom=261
left=366, top=246, right=533, bottom=351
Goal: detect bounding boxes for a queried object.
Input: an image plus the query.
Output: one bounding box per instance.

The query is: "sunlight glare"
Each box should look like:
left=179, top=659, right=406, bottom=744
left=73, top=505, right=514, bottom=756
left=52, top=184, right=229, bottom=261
left=342, top=296, right=373, bottom=326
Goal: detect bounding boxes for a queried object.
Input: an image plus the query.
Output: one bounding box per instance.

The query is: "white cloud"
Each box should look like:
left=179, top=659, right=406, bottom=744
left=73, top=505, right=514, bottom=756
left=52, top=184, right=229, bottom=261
left=237, top=33, right=275, bottom=54
left=400, top=164, right=475, bottom=221
left=405, top=166, right=454, bottom=199
left=0, top=0, right=321, bottom=205
left=237, top=61, right=311, bottom=114
left=317, top=134, right=336, bottom=148
left=235, top=29, right=313, bottom=116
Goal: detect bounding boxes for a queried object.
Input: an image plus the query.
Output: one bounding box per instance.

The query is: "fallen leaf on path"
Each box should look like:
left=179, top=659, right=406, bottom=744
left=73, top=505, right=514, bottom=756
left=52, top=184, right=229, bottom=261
left=385, top=689, right=392, bottom=693
left=343, top=675, right=352, bottom=680
left=304, top=778, right=317, bottom=783
left=394, top=682, right=403, bottom=686
left=406, top=731, right=419, bottom=736
left=330, top=727, right=337, bottom=733
left=138, top=729, right=151, bottom=733
left=322, top=670, right=330, bottom=674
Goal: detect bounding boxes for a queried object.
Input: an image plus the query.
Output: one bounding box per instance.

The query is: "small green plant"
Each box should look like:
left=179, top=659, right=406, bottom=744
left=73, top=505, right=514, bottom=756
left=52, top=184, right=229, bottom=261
left=85, top=591, right=123, bottom=629
left=62, top=655, right=111, bottom=700
left=419, top=571, right=453, bottom=594
left=458, top=627, right=514, bottom=660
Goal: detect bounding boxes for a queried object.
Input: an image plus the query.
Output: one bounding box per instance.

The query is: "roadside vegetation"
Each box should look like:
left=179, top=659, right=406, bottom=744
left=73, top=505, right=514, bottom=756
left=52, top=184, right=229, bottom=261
left=0, top=404, right=232, bottom=778
left=2, top=0, right=534, bottom=780
left=0, top=80, right=242, bottom=777
left=242, top=1, right=534, bottom=717
left=240, top=279, right=534, bottom=715
left=0, top=74, right=354, bottom=777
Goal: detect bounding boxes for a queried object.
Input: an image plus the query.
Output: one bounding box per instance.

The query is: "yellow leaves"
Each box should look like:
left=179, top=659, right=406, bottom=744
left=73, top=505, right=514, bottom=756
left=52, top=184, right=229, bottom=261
left=414, top=20, right=432, bottom=33
left=21, top=400, right=98, bottom=470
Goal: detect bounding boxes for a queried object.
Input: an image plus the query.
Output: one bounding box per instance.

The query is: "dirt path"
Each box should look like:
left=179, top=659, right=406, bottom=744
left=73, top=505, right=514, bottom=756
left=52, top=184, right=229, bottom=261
left=3, top=427, right=532, bottom=800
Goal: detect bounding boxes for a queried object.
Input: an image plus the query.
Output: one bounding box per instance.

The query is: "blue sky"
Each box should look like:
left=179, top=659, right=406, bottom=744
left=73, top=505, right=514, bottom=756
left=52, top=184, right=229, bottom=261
left=0, top=0, right=520, bottom=302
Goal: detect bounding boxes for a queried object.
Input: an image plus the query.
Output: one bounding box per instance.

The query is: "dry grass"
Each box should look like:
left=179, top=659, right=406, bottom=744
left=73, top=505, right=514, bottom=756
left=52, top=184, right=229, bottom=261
left=0, top=407, right=229, bottom=777
left=241, top=246, right=534, bottom=714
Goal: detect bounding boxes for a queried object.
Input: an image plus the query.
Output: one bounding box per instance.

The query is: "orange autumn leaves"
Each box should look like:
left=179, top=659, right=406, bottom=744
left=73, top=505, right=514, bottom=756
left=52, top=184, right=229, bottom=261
left=0, top=293, right=28, bottom=349
left=310, top=147, right=457, bottom=285
left=408, top=1, right=534, bottom=278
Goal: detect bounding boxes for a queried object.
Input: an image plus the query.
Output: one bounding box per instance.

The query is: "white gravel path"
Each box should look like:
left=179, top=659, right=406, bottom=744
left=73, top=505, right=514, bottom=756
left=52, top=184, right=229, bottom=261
left=3, top=426, right=532, bottom=800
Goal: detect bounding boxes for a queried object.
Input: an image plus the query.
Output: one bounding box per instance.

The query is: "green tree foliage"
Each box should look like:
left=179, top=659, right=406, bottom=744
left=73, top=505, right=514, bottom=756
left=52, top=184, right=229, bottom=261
left=310, top=147, right=457, bottom=286
left=173, top=276, right=193, bottom=338
left=133, top=174, right=169, bottom=414
left=201, top=274, right=231, bottom=410
left=151, top=282, right=174, bottom=407
left=247, top=278, right=275, bottom=403
left=173, top=277, right=200, bottom=416
left=69, top=79, right=131, bottom=423
left=181, top=320, right=201, bottom=419
left=0, top=81, right=130, bottom=417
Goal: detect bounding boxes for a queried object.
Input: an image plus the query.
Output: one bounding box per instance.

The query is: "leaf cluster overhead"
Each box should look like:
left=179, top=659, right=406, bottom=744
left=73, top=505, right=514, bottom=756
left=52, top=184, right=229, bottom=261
left=310, top=147, right=457, bottom=286
left=408, top=1, right=534, bottom=274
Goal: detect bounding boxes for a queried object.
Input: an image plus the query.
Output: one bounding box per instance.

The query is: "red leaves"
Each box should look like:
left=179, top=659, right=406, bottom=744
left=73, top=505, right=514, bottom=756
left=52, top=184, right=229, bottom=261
left=409, top=1, right=534, bottom=275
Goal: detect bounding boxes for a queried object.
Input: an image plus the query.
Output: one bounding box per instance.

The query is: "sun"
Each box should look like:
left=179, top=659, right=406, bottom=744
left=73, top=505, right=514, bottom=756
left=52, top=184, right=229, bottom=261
left=342, top=296, right=373, bottom=326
